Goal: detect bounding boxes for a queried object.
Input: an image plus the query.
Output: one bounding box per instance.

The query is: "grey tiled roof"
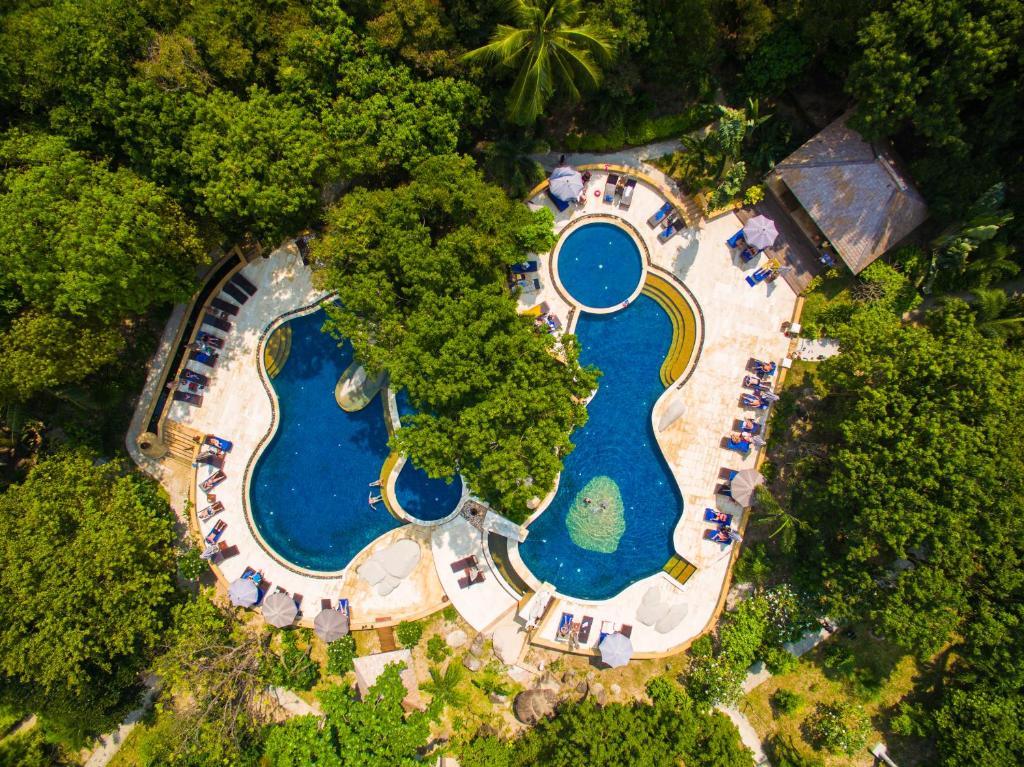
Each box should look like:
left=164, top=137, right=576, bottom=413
left=772, top=114, right=928, bottom=273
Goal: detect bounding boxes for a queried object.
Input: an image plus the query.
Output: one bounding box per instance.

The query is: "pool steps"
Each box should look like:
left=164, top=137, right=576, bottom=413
left=263, top=324, right=292, bottom=379
left=662, top=554, right=697, bottom=586
left=641, top=274, right=697, bottom=386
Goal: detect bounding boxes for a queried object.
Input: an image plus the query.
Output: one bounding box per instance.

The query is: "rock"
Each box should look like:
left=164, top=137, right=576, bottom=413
left=488, top=693, right=507, bottom=704
left=594, top=688, right=607, bottom=705
left=575, top=681, right=589, bottom=695
left=591, top=682, right=604, bottom=696
left=514, top=689, right=557, bottom=725
left=462, top=655, right=483, bottom=672
left=445, top=629, right=468, bottom=648
left=469, top=633, right=487, bottom=657
left=610, top=683, right=621, bottom=696
left=561, top=671, right=576, bottom=684
left=586, top=671, right=596, bottom=682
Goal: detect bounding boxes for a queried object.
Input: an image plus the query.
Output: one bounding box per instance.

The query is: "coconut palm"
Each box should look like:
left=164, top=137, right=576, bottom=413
left=419, top=662, right=469, bottom=715
left=463, top=0, right=614, bottom=125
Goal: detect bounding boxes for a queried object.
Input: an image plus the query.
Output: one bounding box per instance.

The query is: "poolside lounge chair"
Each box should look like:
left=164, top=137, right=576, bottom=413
left=704, top=508, right=733, bottom=525
left=742, top=375, right=769, bottom=390
left=619, top=624, right=633, bottom=637
left=181, top=369, right=209, bottom=386
left=704, top=528, right=734, bottom=545
left=173, top=391, right=203, bottom=406
left=577, top=616, right=594, bottom=644
left=450, top=555, right=477, bottom=572
left=741, top=393, right=770, bottom=410
left=619, top=178, right=637, bottom=209
left=200, top=469, right=226, bottom=492
left=205, top=519, right=227, bottom=544
left=338, top=598, right=350, bottom=617
left=749, top=359, right=777, bottom=376
left=198, top=501, right=224, bottom=521
left=197, top=451, right=224, bottom=469
left=222, top=282, right=249, bottom=305
left=321, top=598, right=333, bottom=611
left=212, top=544, right=239, bottom=564
left=458, top=568, right=485, bottom=589
left=647, top=202, right=672, bottom=227
left=725, top=436, right=751, bottom=454
left=598, top=619, right=614, bottom=645
left=210, top=297, right=239, bottom=316
left=546, top=187, right=570, bottom=212
left=746, top=268, right=771, bottom=286
left=196, top=332, right=224, bottom=349
left=203, top=313, right=232, bottom=332
left=726, top=230, right=745, bottom=248
left=738, top=419, right=761, bottom=435
left=603, top=174, right=619, bottom=203
left=716, top=483, right=733, bottom=498
left=658, top=223, right=680, bottom=242
left=510, top=260, right=539, bottom=275
left=189, top=350, right=218, bottom=368
left=292, top=593, right=304, bottom=615
left=230, top=272, right=259, bottom=296
left=556, top=612, right=574, bottom=642
left=740, top=246, right=760, bottom=263
left=205, top=435, right=233, bottom=452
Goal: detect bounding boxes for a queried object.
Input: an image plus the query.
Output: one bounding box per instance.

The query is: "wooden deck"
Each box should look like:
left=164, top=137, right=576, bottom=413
left=737, top=194, right=827, bottom=293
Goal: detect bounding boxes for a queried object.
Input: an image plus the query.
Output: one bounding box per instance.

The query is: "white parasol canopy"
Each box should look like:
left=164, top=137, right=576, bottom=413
left=743, top=215, right=779, bottom=251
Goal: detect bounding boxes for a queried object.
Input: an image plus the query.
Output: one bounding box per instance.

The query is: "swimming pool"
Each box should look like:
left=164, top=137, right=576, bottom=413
left=249, top=308, right=461, bottom=572
left=518, top=225, right=685, bottom=600
left=556, top=222, right=643, bottom=308
left=393, top=390, right=463, bottom=522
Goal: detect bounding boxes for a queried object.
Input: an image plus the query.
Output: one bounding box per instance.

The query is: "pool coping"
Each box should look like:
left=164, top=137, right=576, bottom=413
left=549, top=217, right=648, bottom=314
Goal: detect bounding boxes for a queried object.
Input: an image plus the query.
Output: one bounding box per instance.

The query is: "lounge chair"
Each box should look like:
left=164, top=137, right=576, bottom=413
left=740, top=246, right=760, bottom=263
left=212, top=544, right=239, bottom=563
left=173, top=391, right=203, bottom=406
left=181, top=369, right=209, bottom=386
left=189, top=350, right=218, bottom=367
left=556, top=612, right=574, bottom=642
left=458, top=569, right=485, bottom=589
left=230, top=272, right=258, bottom=296
left=293, top=593, right=303, bottom=615
left=222, top=282, right=249, bottom=305
left=321, top=598, right=333, bottom=611
left=716, top=483, right=733, bottom=498
left=704, top=528, right=734, bottom=545
left=510, top=260, right=539, bottom=275
left=205, top=435, right=233, bottom=452
left=619, top=624, right=633, bottom=637
left=450, top=555, right=477, bottom=573
left=577, top=615, right=594, bottom=644
left=746, top=268, right=771, bottom=286
left=198, top=501, right=225, bottom=521
left=205, top=519, right=227, bottom=544
left=203, top=313, right=232, bottom=333
left=750, top=359, right=776, bottom=376
left=200, top=469, right=226, bottom=492
left=210, top=297, right=239, bottom=316
left=658, top=224, right=679, bottom=242
left=725, top=436, right=750, bottom=454
left=603, top=174, right=619, bottom=203
left=742, top=375, right=768, bottom=390
left=619, top=179, right=637, bottom=209
left=726, top=230, right=745, bottom=248
left=338, top=598, right=350, bottom=617
left=741, top=394, right=770, bottom=410
left=647, top=202, right=672, bottom=227
left=546, top=188, right=570, bottom=212
left=704, top=508, right=733, bottom=525
left=196, top=332, right=224, bottom=349
left=738, top=419, right=761, bottom=435
left=197, top=450, right=224, bottom=468
left=598, top=619, right=615, bottom=645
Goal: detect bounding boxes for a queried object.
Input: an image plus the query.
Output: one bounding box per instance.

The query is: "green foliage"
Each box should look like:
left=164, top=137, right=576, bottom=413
left=733, top=542, right=772, bottom=586
left=262, top=665, right=429, bottom=766
left=768, top=736, right=826, bottom=767
left=771, top=688, right=803, bottom=715
left=426, top=635, right=451, bottom=663
left=264, top=631, right=319, bottom=691
left=177, top=547, right=207, bottom=581
left=739, top=25, right=813, bottom=98
left=684, top=636, right=745, bottom=708
left=326, top=634, right=357, bottom=676
left=933, top=689, right=1024, bottom=767
left=442, top=605, right=459, bottom=623
left=805, top=701, right=870, bottom=755
left=420, top=662, right=469, bottom=719
left=561, top=105, right=716, bottom=152
left=395, top=620, right=424, bottom=648
left=744, top=184, right=765, bottom=206
left=0, top=729, right=53, bottom=767
left=0, top=450, right=175, bottom=724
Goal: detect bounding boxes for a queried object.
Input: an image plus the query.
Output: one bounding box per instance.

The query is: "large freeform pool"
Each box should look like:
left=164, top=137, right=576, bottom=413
left=249, top=308, right=462, bottom=571
left=556, top=222, right=643, bottom=308
left=519, top=225, right=685, bottom=600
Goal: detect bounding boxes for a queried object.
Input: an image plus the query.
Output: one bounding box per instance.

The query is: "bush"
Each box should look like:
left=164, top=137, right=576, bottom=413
left=264, top=631, right=318, bottom=691
left=769, top=736, right=826, bottom=767
left=0, top=730, right=52, bottom=767
left=442, top=605, right=458, bottom=623
left=733, top=543, right=772, bottom=586
left=684, top=636, right=745, bottom=708
left=740, top=25, right=813, bottom=98
left=396, top=620, right=424, bottom=648
left=764, top=646, right=801, bottom=675
left=177, top=547, right=206, bottom=580
left=326, top=634, right=357, bottom=676
left=561, top=105, right=716, bottom=152
left=805, top=701, right=871, bottom=755
left=744, top=185, right=765, bottom=206
left=426, top=635, right=451, bottom=663
left=771, top=688, right=803, bottom=715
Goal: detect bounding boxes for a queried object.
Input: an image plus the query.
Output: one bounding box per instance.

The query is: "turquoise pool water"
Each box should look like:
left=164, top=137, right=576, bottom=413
left=519, top=250, right=683, bottom=599
left=249, top=309, right=461, bottom=571
left=556, top=222, right=643, bottom=308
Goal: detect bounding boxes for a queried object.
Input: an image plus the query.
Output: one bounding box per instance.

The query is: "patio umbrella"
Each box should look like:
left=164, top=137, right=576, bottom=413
left=228, top=577, right=260, bottom=607
left=314, top=608, right=350, bottom=642
left=599, top=632, right=633, bottom=668
left=548, top=166, right=584, bottom=203
left=743, top=215, right=779, bottom=251
left=730, top=469, right=764, bottom=507
left=199, top=543, right=220, bottom=560
left=262, top=591, right=298, bottom=627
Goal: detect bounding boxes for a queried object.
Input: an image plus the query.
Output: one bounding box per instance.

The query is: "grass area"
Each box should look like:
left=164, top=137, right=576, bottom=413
left=743, top=629, right=934, bottom=766
left=798, top=270, right=857, bottom=338
left=107, top=726, right=145, bottom=767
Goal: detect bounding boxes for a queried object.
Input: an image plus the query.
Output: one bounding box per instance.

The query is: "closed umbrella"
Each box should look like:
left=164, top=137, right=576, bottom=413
left=228, top=577, right=260, bottom=607
left=743, top=215, right=779, bottom=251
left=730, top=469, right=764, bottom=507
left=599, top=632, right=633, bottom=668
left=199, top=543, right=220, bottom=560
left=314, top=608, right=350, bottom=642
left=262, top=591, right=298, bottom=628
left=548, top=166, right=584, bottom=203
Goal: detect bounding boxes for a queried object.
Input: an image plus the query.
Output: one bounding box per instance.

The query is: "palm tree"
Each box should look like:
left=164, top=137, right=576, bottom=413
left=463, top=0, right=614, bottom=125
left=419, top=662, right=469, bottom=714
left=970, top=288, right=1024, bottom=346
left=753, top=485, right=812, bottom=540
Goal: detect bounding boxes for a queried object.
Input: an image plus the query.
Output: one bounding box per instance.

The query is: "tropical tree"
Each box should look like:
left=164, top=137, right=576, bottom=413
left=420, top=662, right=469, bottom=718
left=464, top=0, right=614, bottom=124
left=968, top=288, right=1024, bottom=346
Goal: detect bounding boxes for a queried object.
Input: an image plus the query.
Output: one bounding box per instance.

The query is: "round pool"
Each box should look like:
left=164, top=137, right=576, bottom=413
left=556, top=222, right=643, bottom=309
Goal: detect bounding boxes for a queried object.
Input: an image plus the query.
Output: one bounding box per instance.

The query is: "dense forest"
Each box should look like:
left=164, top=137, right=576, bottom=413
left=0, top=0, right=1022, bottom=765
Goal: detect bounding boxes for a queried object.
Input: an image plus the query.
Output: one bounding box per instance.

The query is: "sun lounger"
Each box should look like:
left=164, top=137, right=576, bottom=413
left=740, top=247, right=760, bottom=263
left=205, top=519, right=226, bottom=544
left=197, top=451, right=224, bottom=468
left=545, top=314, right=562, bottom=332
left=647, top=202, right=672, bottom=227
left=658, top=224, right=679, bottom=242
left=338, top=598, right=350, bottom=617
left=321, top=598, right=333, bottom=610
left=198, top=501, right=224, bottom=521
left=556, top=612, right=574, bottom=642
left=203, top=313, right=232, bottom=332
left=619, top=179, right=637, bottom=209
left=603, top=174, right=619, bottom=202
left=546, top=188, right=570, bottom=212
left=750, top=360, right=776, bottom=376
left=598, top=619, right=615, bottom=644
left=243, top=566, right=257, bottom=580
left=457, top=569, right=485, bottom=589
left=230, top=272, right=258, bottom=296
left=704, top=528, right=734, bottom=544
left=726, top=229, right=745, bottom=248
left=661, top=213, right=682, bottom=230
left=577, top=616, right=594, bottom=644
left=222, top=282, right=249, bottom=305
left=189, top=350, right=218, bottom=367
left=716, top=483, right=733, bottom=498
left=746, top=268, right=771, bottom=286
left=200, top=469, right=226, bottom=492
left=196, top=332, right=224, bottom=349
left=450, top=555, right=477, bottom=573
left=704, top=508, right=733, bottom=525
left=205, top=435, right=233, bottom=452
left=725, top=437, right=750, bottom=454
left=181, top=369, right=209, bottom=386
left=510, top=260, right=539, bottom=274
left=173, top=391, right=203, bottom=406
left=210, top=297, right=239, bottom=316
left=737, top=419, right=761, bottom=435
left=212, top=544, right=239, bottom=564
left=742, top=375, right=768, bottom=390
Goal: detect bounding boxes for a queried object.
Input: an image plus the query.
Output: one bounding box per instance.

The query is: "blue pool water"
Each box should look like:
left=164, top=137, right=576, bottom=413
left=250, top=309, right=461, bottom=571
left=393, top=390, right=463, bottom=521
left=518, top=293, right=683, bottom=599
left=557, top=222, right=643, bottom=308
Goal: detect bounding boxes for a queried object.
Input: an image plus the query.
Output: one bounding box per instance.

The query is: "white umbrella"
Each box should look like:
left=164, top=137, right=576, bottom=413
left=262, top=591, right=298, bottom=627
left=228, top=577, right=259, bottom=607
left=658, top=399, right=687, bottom=432
left=730, top=469, right=764, bottom=507
left=599, top=632, right=633, bottom=668
left=199, top=543, right=220, bottom=560
left=548, top=166, right=584, bottom=203
left=314, top=608, right=350, bottom=642
left=743, top=215, right=779, bottom=251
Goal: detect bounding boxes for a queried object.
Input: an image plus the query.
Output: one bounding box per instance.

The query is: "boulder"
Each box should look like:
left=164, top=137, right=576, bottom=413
left=445, top=629, right=468, bottom=648
left=469, top=633, right=487, bottom=657
left=491, top=625, right=526, bottom=665
left=462, top=655, right=484, bottom=672
left=610, top=683, right=622, bottom=696
left=514, top=689, right=557, bottom=725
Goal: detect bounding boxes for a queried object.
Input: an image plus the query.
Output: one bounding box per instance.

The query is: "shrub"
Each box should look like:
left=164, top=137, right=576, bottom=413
left=764, top=646, right=801, bottom=675
left=396, top=620, right=424, bottom=648
left=733, top=543, right=772, bottom=586
left=769, top=736, right=826, bottom=767
left=561, top=105, right=716, bottom=152
left=684, top=636, right=745, bottom=708
left=740, top=25, right=813, bottom=98
left=805, top=701, right=871, bottom=755
left=177, top=547, right=206, bottom=580
left=264, top=631, right=318, bottom=691
left=771, top=688, right=803, bottom=715
left=442, top=605, right=458, bottom=623
left=744, top=185, right=765, bottom=206
left=426, top=635, right=451, bottom=663
left=326, top=634, right=357, bottom=675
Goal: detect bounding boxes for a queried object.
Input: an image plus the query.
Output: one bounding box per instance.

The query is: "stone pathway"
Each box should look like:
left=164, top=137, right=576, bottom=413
left=82, top=676, right=159, bottom=767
